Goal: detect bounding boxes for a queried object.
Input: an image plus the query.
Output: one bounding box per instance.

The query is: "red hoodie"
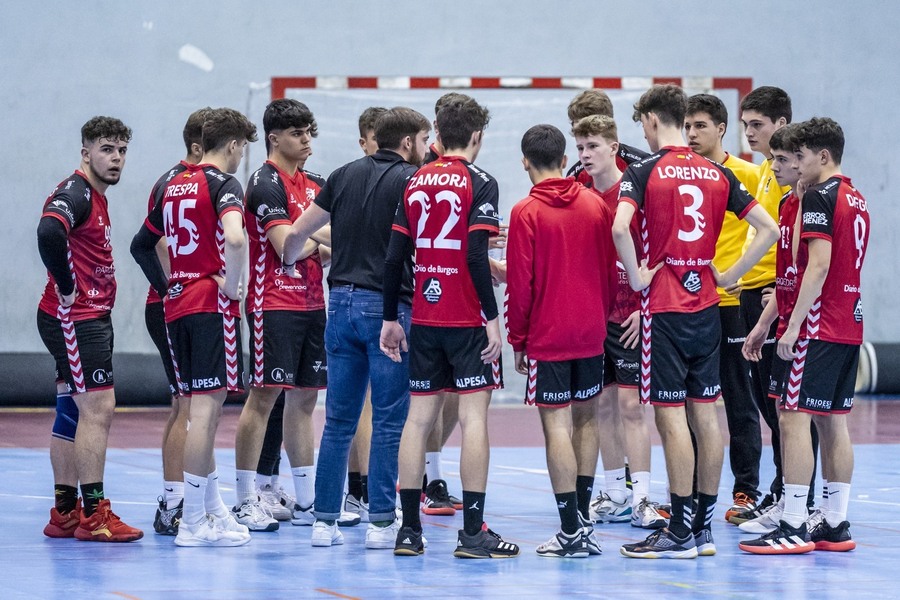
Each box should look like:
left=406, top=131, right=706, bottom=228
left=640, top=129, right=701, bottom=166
left=506, top=177, right=617, bottom=361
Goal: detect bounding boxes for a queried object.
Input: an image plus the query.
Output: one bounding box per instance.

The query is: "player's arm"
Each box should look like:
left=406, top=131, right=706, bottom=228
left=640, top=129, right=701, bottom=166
left=612, top=201, right=660, bottom=291
left=380, top=229, right=413, bottom=362
left=467, top=228, right=501, bottom=364
left=266, top=224, right=319, bottom=262
left=715, top=203, right=778, bottom=289
left=504, top=207, right=533, bottom=374
left=218, top=210, right=245, bottom=301
left=283, top=203, right=330, bottom=264
left=778, top=238, right=830, bottom=360
left=742, top=293, right=779, bottom=362
left=130, top=201, right=168, bottom=298
left=37, top=217, right=75, bottom=301
left=154, top=237, right=171, bottom=279
left=310, top=225, right=331, bottom=247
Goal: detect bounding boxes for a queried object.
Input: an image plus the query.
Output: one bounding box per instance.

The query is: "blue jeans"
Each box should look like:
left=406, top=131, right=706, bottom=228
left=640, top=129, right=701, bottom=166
left=314, top=286, right=411, bottom=522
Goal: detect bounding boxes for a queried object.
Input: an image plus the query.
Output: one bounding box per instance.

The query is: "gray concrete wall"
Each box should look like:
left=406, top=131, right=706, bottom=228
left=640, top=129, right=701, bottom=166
left=3, top=1, right=897, bottom=363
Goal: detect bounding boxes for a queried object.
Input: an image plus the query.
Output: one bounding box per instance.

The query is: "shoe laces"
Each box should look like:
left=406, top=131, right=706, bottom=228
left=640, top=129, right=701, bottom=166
left=427, top=480, right=451, bottom=503
left=733, top=492, right=754, bottom=507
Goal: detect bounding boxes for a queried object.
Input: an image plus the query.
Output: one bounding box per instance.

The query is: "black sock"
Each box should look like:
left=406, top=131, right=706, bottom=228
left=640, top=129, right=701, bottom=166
left=462, top=491, right=486, bottom=536
left=421, top=474, right=428, bottom=493
left=555, top=491, right=580, bottom=535
left=692, top=493, right=717, bottom=534
left=54, top=484, right=78, bottom=513
left=668, top=493, right=692, bottom=538
left=399, top=488, right=422, bottom=531
left=361, top=475, right=369, bottom=504
left=80, top=482, right=104, bottom=516
left=348, top=472, right=363, bottom=500
left=575, top=475, right=594, bottom=521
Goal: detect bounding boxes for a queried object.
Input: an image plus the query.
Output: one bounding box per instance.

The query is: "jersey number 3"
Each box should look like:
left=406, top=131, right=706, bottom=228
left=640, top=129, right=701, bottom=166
left=677, top=184, right=706, bottom=243
left=408, top=190, right=462, bottom=250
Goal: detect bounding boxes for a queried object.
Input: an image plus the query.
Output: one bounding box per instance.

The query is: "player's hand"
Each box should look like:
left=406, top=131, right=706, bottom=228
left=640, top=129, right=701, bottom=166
left=713, top=265, right=738, bottom=291
left=514, top=350, right=528, bottom=375
left=795, top=180, right=807, bottom=199
left=281, top=259, right=301, bottom=279
left=213, top=275, right=243, bottom=301
left=777, top=326, right=800, bottom=361
left=742, top=323, right=768, bottom=362
left=629, top=259, right=662, bottom=291
left=619, top=310, right=641, bottom=350
left=760, top=287, right=774, bottom=308
left=724, top=281, right=742, bottom=298
left=55, top=284, right=76, bottom=308
left=489, top=223, right=508, bottom=250
left=380, top=320, right=407, bottom=363
left=481, top=318, right=502, bottom=364
left=489, top=258, right=507, bottom=286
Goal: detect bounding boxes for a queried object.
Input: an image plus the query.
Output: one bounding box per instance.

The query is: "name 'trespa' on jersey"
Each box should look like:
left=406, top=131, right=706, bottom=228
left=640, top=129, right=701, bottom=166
left=245, top=161, right=324, bottom=313
left=394, top=156, right=500, bottom=326
left=618, top=146, right=757, bottom=314
left=144, top=163, right=245, bottom=322
left=38, top=171, right=116, bottom=322
left=797, top=175, right=869, bottom=344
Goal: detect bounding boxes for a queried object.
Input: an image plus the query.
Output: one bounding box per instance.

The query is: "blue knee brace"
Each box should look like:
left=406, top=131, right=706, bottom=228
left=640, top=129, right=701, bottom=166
left=51, top=393, right=79, bottom=442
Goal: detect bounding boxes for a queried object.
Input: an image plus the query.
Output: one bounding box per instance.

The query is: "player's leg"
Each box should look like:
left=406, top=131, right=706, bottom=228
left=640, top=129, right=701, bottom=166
left=256, top=392, right=293, bottom=520
left=435, top=391, right=463, bottom=508
left=397, top=393, right=444, bottom=541
left=233, top=384, right=282, bottom=530
left=592, top=384, right=630, bottom=521
left=46, top=381, right=80, bottom=538
left=422, top=392, right=457, bottom=515
left=346, top=388, right=372, bottom=520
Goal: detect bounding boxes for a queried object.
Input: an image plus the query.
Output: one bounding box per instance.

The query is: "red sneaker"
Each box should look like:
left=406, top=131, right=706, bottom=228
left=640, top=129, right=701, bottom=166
left=43, top=498, right=82, bottom=538
left=74, top=499, right=144, bottom=542
left=725, top=492, right=756, bottom=522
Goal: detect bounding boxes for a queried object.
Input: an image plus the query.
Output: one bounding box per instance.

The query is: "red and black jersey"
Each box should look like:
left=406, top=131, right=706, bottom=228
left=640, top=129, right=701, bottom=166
left=594, top=180, right=642, bottom=323
left=38, top=171, right=116, bottom=322
left=146, top=161, right=191, bottom=305
left=394, top=156, right=500, bottom=326
left=506, top=178, right=617, bottom=361
left=775, top=190, right=802, bottom=338
left=144, top=163, right=245, bottom=323
left=566, top=143, right=649, bottom=188
left=796, top=175, right=869, bottom=344
left=245, top=161, right=324, bottom=313
left=618, top=146, right=757, bottom=314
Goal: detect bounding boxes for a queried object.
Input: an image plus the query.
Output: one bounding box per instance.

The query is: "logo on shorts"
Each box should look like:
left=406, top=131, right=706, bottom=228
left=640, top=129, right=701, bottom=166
left=702, top=384, right=721, bottom=397
left=842, top=397, right=853, bottom=409
left=410, top=380, right=430, bottom=390
left=542, top=391, right=571, bottom=402
left=681, top=270, right=702, bottom=294
left=853, top=298, right=863, bottom=323
left=92, top=369, right=111, bottom=384
left=806, top=397, right=832, bottom=411
left=192, top=377, right=222, bottom=389
left=574, top=383, right=601, bottom=399
left=168, top=282, right=183, bottom=299
left=271, top=368, right=286, bottom=383
left=456, top=375, right=487, bottom=388
left=422, top=278, right=442, bottom=303
left=657, top=390, right=687, bottom=401
left=312, top=361, right=325, bottom=373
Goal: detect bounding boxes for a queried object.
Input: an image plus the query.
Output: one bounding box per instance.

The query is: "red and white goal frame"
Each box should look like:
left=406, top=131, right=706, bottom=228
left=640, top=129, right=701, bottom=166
left=271, top=75, right=754, bottom=160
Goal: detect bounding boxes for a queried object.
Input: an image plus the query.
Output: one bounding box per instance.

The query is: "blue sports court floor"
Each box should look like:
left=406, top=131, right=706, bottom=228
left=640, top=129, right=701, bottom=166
left=2, top=401, right=898, bottom=599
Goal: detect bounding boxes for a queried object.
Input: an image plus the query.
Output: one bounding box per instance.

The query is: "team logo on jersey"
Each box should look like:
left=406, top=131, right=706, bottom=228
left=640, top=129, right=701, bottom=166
left=620, top=181, right=634, bottom=193
left=422, top=278, right=442, bottom=303
left=853, top=298, right=863, bottom=323
left=271, top=368, right=286, bottom=383
left=92, top=369, right=111, bottom=385
left=86, top=288, right=100, bottom=298
left=681, top=270, right=702, bottom=294
left=168, top=282, right=183, bottom=299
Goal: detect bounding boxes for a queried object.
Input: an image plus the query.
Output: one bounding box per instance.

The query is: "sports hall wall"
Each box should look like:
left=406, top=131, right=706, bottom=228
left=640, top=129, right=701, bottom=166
left=1, top=1, right=896, bottom=404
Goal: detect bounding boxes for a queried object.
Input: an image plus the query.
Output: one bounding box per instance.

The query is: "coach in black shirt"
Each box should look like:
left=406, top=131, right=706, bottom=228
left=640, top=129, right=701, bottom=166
left=282, top=107, right=431, bottom=549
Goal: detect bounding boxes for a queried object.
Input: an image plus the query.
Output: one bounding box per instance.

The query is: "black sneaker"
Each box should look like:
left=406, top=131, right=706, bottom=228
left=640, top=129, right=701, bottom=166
left=620, top=528, right=698, bottom=559
left=536, top=530, right=590, bottom=558
left=729, top=493, right=774, bottom=525
left=738, top=519, right=814, bottom=555
left=422, top=479, right=456, bottom=516
left=809, top=519, right=856, bottom=552
left=454, top=526, right=519, bottom=559
left=153, top=496, right=182, bottom=536
left=579, top=514, right=602, bottom=555
left=448, top=493, right=463, bottom=510
left=393, top=525, right=425, bottom=556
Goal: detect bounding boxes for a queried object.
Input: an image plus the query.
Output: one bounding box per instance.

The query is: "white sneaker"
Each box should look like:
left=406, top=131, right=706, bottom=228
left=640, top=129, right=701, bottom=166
left=291, top=504, right=316, bottom=526
left=175, top=514, right=251, bottom=547
left=535, top=530, right=590, bottom=558
left=739, top=496, right=785, bottom=534
left=258, top=484, right=294, bottom=521
left=232, top=500, right=279, bottom=532
left=311, top=520, right=343, bottom=547
left=579, top=514, right=602, bottom=556
left=805, top=507, right=826, bottom=531
left=631, top=498, right=668, bottom=529
left=365, top=518, right=401, bottom=549
left=344, top=494, right=370, bottom=523
left=338, top=510, right=361, bottom=527
left=590, top=490, right=633, bottom=523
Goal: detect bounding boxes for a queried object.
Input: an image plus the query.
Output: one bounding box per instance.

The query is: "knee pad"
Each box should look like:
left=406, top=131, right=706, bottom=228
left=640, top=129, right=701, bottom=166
left=52, top=394, right=79, bottom=442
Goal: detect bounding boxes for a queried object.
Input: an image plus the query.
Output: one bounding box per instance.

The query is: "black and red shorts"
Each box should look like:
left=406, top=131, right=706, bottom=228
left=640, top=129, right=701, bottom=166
left=603, top=321, right=640, bottom=388
left=526, top=354, right=605, bottom=408
left=779, top=339, right=858, bottom=415
left=37, top=310, right=114, bottom=395
left=643, top=305, right=721, bottom=406
left=248, top=309, right=327, bottom=389
left=408, top=325, right=500, bottom=395
left=167, top=312, right=245, bottom=396
left=767, top=352, right=792, bottom=404
left=145, top=301, right=180, bottom=397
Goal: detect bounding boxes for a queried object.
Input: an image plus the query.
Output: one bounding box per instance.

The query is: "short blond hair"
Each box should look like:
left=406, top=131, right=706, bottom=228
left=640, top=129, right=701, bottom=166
left=567, top=90, right=614, bottom=122
left=572, top=115, right=618, bottom=143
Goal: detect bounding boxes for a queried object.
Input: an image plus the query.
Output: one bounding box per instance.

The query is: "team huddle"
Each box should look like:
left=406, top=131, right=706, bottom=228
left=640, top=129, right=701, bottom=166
left=35, top=83, right=868, bottom=559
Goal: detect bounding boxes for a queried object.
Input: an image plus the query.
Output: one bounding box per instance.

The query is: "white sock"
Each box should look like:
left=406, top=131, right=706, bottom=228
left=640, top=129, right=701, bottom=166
left=236, top=469, right=257, bottom=505
left=425, top=452, right=443, bottom=482
left=783, top=484, right=809, bottom=528
left=205, top=470, right=230, bottom=518
left=605, top=468, right=628, bottom=503
left=292, top=466, right=315, bottom=509
left=631, top=471, right=651, bottom=506
left=825, top=481, right=850, bottom=526
left=821, top=480, right=829, bottom=513
left=255, top=473, right=270, bottom=491
left=164, top=480, right=184, bottom=507
left=183, top=472, right=208, bottom=525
